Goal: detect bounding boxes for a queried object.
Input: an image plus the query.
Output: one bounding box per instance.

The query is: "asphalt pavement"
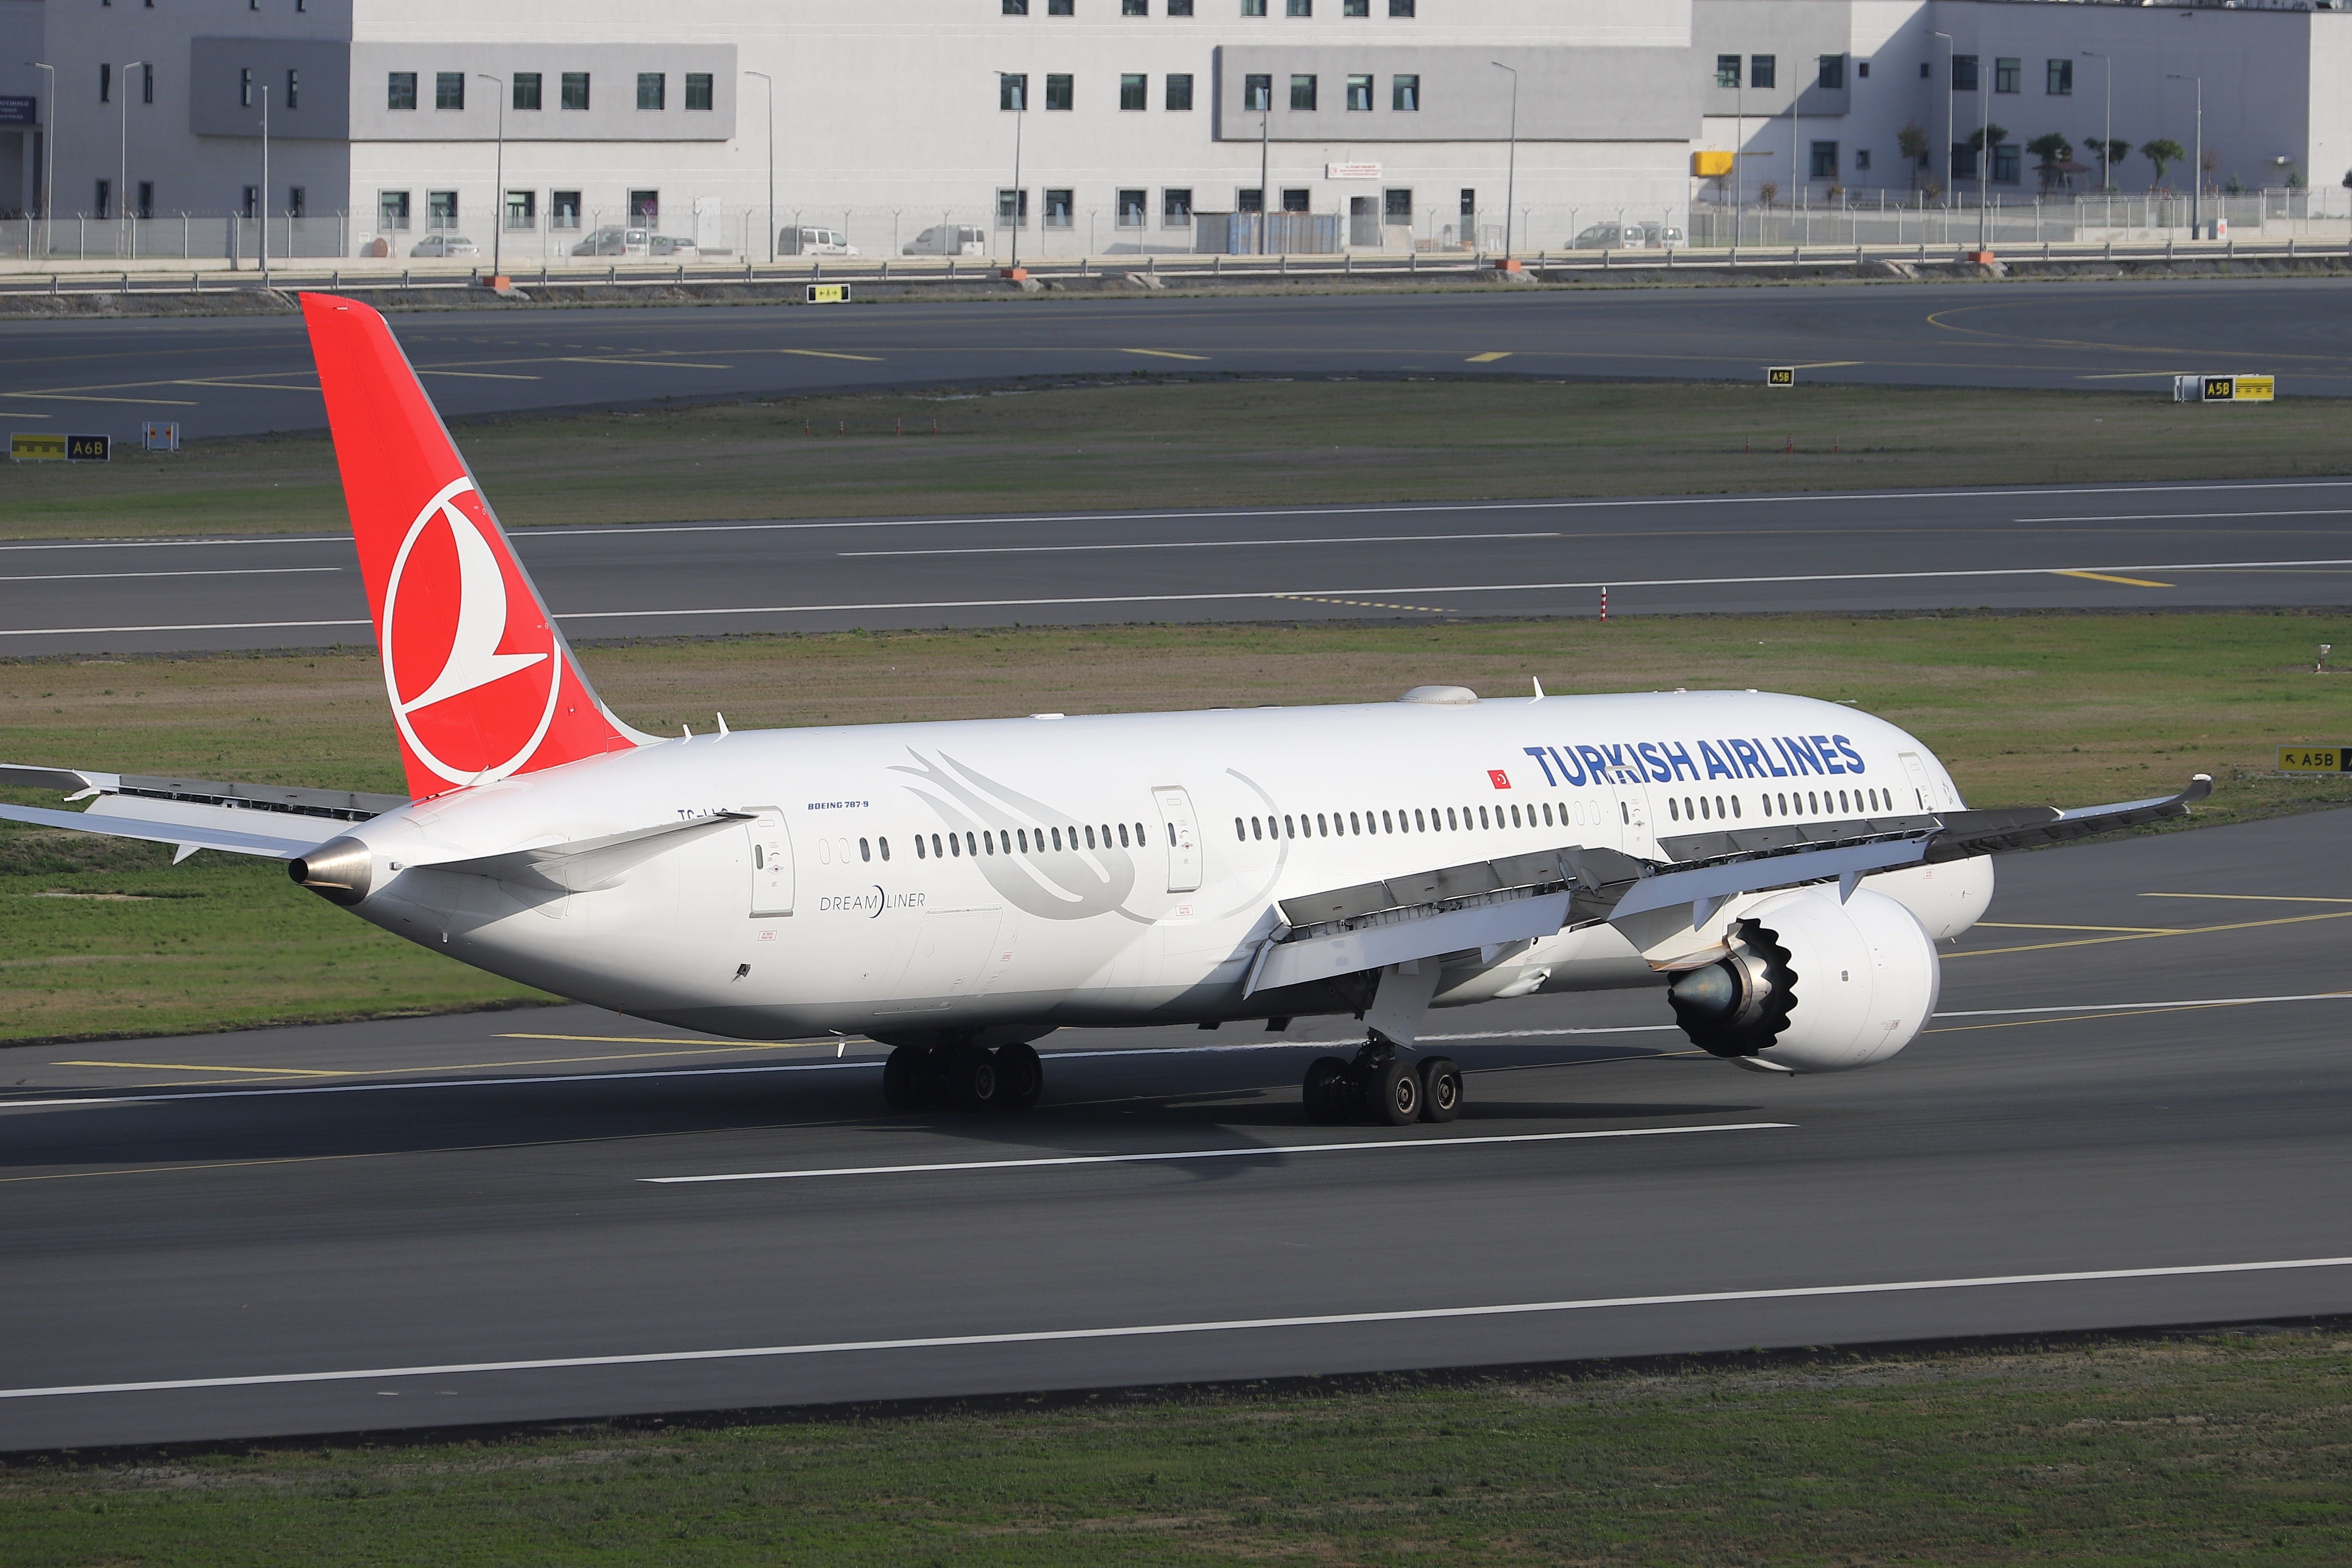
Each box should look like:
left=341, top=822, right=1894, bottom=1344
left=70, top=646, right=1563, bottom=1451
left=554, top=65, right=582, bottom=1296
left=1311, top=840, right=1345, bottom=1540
left=5, top=475, right=2350, bottom=654
left=3, top=808, right=2349, bottom=1450
left=3, top=276, right=2351, bottom=441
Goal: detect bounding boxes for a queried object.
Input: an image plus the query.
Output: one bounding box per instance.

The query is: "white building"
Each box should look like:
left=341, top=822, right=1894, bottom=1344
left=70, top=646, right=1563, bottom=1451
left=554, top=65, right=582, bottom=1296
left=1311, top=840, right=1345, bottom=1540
left=0, top=0, right=2346, bottom=262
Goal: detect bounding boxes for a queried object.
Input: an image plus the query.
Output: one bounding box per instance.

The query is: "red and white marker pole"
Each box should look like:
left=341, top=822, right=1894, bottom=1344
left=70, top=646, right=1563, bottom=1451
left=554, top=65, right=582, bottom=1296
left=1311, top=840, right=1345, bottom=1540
left=1600, top=585, right=1609, bottom=621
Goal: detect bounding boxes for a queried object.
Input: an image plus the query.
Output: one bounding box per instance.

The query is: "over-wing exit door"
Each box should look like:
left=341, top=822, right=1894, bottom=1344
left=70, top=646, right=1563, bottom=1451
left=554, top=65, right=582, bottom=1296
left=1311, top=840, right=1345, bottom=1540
left=745, top=809, right=794, bottom=917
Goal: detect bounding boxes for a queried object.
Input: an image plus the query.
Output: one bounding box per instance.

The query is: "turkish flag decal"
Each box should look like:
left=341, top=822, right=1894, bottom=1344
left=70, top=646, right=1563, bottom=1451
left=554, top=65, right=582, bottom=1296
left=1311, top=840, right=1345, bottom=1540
left=1488, top=769, right=1512, bottom=789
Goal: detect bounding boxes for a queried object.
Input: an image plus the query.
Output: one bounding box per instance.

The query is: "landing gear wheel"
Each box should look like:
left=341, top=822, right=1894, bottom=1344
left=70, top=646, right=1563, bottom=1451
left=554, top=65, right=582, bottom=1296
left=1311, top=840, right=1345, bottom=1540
left=994, top=1042, right=1043, bottom=1111
left=1417, top=1056, right=1462, bottom=1123
left=1371, top=1058, right=1421, bottom=1127
left=949, top=1043, right=1000, bottom=1110
left=882, top=1045, right=927, bottom=1112
left=1302, top=1055, right=1351, bottom=1125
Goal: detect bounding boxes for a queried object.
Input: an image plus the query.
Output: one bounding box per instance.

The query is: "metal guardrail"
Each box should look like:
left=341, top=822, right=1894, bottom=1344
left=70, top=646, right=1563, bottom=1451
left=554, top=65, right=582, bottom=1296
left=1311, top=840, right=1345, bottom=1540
left=0, top=236, right=2343, bottom=300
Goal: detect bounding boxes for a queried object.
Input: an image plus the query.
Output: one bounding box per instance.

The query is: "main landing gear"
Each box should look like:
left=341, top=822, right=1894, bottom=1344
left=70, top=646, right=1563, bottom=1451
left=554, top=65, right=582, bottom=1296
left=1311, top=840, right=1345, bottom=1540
left=1303, top=1037, right=1463, bottom=1127
left=882, top=1039, right=1044, bottom=1113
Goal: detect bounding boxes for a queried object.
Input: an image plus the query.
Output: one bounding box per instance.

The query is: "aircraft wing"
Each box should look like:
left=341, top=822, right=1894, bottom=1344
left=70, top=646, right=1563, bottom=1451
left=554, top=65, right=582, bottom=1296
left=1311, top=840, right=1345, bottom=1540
left=1247, top=775, right=2211, bottom=994
left=0, top=762, right=407, bottom=863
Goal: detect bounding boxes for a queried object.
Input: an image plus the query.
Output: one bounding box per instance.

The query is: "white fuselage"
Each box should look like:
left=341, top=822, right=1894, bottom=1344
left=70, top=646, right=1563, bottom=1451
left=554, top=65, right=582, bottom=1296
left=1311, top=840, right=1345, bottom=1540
left=336, top=689, right=1991, bottom=1041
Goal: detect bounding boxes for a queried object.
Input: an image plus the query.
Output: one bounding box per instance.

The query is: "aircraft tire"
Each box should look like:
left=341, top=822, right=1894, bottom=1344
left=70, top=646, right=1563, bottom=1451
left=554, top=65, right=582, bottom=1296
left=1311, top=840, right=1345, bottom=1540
left=1302, top=1055, right=1350, bottom=1124
left=1371, top=1058, right=1421, bottom=1127
left=995, top=1042, right=1043, bottom=1111
left=881, top=1045, right=927, bottom=1112
left=1417, top=1057, right=1462, bottom=1123
left=949, top=1042, right=1001, bottom=1111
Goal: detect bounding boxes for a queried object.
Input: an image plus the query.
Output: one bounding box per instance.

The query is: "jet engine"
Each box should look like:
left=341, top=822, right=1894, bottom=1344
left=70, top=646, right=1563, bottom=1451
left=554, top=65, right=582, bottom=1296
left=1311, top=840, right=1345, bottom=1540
left=1665, top=886, right=1940, bottom=1073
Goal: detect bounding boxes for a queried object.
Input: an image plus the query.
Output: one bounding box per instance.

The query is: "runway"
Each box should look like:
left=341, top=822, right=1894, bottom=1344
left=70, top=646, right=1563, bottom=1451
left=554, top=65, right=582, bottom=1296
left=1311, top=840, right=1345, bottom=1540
left=6, top=475, right=2352, bottom=654
left=3, top=808, right=2349, bottom=1450
left=2, top=277, right=2351, bottom=440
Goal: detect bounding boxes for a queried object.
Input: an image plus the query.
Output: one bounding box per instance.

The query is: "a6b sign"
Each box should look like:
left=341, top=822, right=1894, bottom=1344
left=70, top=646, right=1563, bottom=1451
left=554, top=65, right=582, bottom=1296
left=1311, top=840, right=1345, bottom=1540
left=65, top=433, right=110, bottom=462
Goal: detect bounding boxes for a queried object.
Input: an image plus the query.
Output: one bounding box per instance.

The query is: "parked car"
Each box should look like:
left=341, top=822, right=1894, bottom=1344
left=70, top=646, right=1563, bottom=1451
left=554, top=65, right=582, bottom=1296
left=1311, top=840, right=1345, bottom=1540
left=779, top=225, right=858, bottom=257
left=649, top=234, right=699, bottom=256
left=1568, top=222, right=1684, bottom=250
left=571, top=226, right=652, bottom=257
left=408, top=233, right=479, bottom=258
left=903, top=224, right=988, bottom=257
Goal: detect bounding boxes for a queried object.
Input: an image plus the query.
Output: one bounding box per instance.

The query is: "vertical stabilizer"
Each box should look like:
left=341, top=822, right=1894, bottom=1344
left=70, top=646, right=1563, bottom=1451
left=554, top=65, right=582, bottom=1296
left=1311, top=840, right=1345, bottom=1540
left=301, top=293, right=646, bottom=799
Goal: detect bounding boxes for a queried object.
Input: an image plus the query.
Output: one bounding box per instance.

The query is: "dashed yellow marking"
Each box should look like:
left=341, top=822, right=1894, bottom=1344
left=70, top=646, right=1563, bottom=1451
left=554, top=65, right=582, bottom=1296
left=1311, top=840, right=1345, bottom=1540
left=775, top=349, right=886, bottom=363
left=1271, top=593, right=1455, bottom=615
left=417, top=369, right=544, bottom=380
left=1952, top=907, right=2352, bottom=959
left=1466, top=352, right=1512, bottom=363
left=2141, top=892, right=2352, bottom=905
left=558, top=356, right=734, bottom=369
left=2053, top=569, right=2174, bottom=588
left=1975, top=921, right=2180, bottom=934
left=58, top=1060, right=358, bottom=1078
left=1122, top=348, right=1210, bottom=361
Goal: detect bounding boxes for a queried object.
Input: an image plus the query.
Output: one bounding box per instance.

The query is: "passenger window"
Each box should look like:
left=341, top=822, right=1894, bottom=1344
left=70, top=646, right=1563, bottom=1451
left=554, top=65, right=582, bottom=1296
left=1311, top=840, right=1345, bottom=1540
left=947, top=834, right=959, bottom=858
left=1285, top=815, right=1296, bottom=838
left=860, top=837, right=871, bottom=862
left=1668, top=798, right=1679, bottom=821
left=1699, top=798, right=1709, bottom=820
left=1251, top=818, right=1263, bottom=840
left=1415, top=810, right=1426, bottom=832
left=879, top=837, right=890, bottom=861
left=916, top=835, right=927, bottom=860
left=1234, top=817, right=1245, bottom=841
left=1051, top=827, right=1063, bottom=850
left=1715, top=797, right=1726, bottom=818
left=1732, top=797, right=1742, bottom=818
left=1083, top=825, right=1095, bottom=849
left=1382, top=810, right=1393, bottom=833
left=1139, top=822, right=1149, bottom=845
left=967, top=832, right=978, bottom=856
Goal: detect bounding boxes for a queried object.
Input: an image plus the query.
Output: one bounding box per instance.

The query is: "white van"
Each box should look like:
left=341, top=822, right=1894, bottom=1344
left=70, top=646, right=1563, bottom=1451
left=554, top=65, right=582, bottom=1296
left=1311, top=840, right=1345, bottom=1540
left=780, top=226, right=858, bottom=257
left=903, top=224, right=988, bottom=257
left=572, top=227, right=652, bottom=257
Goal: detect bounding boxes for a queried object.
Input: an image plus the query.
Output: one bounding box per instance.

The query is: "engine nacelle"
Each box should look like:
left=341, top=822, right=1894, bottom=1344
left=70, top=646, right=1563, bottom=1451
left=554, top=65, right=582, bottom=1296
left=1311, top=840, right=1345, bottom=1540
left=1666, top=886, right=1940, bottom=1073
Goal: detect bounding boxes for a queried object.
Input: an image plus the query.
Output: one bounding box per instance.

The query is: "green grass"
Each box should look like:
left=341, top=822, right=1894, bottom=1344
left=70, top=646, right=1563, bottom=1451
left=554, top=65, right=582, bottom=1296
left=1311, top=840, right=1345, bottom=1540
left=3, top=378, right=2349, bottom=540
left=5, top=1330, right=2349, bottom=1564
left=3, top=609, right=2349, bottom=1045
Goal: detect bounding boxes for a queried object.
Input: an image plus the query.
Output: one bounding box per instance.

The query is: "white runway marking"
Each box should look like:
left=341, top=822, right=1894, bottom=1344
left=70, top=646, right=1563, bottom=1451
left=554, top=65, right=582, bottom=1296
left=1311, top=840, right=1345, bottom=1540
left=839, top=531, right=1560, bottom=559
left=11, top=1255, right=2349, bottom=1402
left=2014, top=508, right=2352, bottom=524
left=641, top=1123, right=1792, bottom=1185
left=0, top=618, right=371, bottom=638
left=0, top=566, right=339, bottom=584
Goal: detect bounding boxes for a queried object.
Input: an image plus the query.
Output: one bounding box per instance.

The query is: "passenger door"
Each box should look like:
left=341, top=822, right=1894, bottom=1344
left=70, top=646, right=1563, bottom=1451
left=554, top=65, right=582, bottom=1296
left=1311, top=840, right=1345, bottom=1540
left=744, top=809, right=794, bottom=917
left=1152, top=785, right=1203, bottom=894
left=1899, top=752, right=1936, bottom=812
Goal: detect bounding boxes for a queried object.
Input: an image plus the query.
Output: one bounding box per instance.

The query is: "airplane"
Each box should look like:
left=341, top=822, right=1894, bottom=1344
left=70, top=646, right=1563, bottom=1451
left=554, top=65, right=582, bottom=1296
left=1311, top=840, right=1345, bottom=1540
left=0, top=294, right=2209, bottom=1126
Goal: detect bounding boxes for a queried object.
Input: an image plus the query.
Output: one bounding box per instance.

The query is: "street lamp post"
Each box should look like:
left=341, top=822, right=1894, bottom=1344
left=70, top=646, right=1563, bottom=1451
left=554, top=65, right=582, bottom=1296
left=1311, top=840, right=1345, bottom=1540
left=118, top=60, right=145, bottom=258
left=2168, top=73, right=2203, bottom=235
left=25, top=61, right=54, bottom=259
left=1932, top=31, right=1953, bottom=223
left=475, top=73, right=505, bottom=279
left=998, top=71, right=1024, bottom=268
left=1734, top=62, right=1743, bottom=247
left=257, top=82, right=270, bottom=284
left=744, top=69, right=774, bottom=264
left=2082, top=51, right=2111, bottom=193
left=1490, top=60, right=1518, bottom=260
left=1257, top=97, right=1270, bottom=255
left=1978, top=44, right=1992, bottom=249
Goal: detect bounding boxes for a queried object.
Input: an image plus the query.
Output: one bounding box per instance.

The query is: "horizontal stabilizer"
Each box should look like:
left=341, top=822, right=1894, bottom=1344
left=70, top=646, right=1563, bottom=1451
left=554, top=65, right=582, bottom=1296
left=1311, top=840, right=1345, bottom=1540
left=0, top=801, right=327, bottom=861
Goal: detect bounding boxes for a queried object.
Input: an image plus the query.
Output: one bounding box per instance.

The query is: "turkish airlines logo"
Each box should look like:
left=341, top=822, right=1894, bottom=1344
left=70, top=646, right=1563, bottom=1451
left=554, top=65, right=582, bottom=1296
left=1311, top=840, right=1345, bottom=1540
left=380, top=477, right=562, bottom=787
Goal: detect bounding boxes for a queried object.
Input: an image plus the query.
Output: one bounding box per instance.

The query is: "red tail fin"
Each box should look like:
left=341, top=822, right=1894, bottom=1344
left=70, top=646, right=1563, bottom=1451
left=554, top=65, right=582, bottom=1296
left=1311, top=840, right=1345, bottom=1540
left=303, top=293, right=641, bottom=799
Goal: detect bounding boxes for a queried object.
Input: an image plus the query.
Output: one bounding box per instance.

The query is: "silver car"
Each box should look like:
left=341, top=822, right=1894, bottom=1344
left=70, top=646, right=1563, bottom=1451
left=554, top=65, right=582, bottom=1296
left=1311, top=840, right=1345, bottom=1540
left=571, top=226, right=652, bottom=257
left=408, top=233, right=479, bottom=258
left=903, top=224, right=988, bottom=257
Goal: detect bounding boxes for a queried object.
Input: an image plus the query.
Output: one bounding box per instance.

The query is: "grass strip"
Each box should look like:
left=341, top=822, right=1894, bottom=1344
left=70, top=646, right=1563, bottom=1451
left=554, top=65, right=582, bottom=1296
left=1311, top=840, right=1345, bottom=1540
left=4, top=378, right=2350, bottom=540
left=4, top=1330, right=2349, bottom=1564
left=4, top=609, right=2348, bottom=1045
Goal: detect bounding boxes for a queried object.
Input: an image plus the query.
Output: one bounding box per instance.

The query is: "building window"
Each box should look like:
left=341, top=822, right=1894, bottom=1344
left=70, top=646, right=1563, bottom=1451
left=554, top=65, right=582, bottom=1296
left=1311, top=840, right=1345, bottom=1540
left=514, top=72, right=542, bottom=110
left=1043, top=188, right=1074, bottom=226
left=436, top=72, right=464, bottom=110
left=1992, top=143, right=2021, bottom=184
left=1287, top=0, right=1310, bottom=14
left=1048, top=0, right=1072, bottom=11
left=1459, top=187, right=1475, bottom=218
left=1383, top=186, right=1411, bottom=221
left=1243, top=0, right=1266, bottom=13
left=136, top=180, right=153, bottom=218
left=1003, top=0, right=1026, bottom=11
left=1920, top=61, right=1930, bottom=80
left=1346, top=73, right=1372, bottom=111
left=551, top=190, right=580, bottom=229
left=1810, top=140, right=1837, bottom=178
left=235, top=67, right=248, bottom=108
left=287, top=185, right=305, bottom=218
left=1749, top=55, right=1774, bottom=90
left=997, top=188, right=1028, bottom=227
left=101, top=63, right=113, bottom=104
left=1289, top=73, right=1316, bottom=111
left=561, top=71, right=590, bottom=110
left=1162, top=187, right=1193, bottom=226
left=1168, top=0, right=1192, bottom=13
left=429, top=189, right=458, bottom=229
left=94, top=178, right=111, bottom=220
left=1000, top=72, right=1027, bottom=110
left=1045, top=73, right=1073, bottom=110
left=1855, top=148, right=1872, bottom=171
left=1715, top=54, right=1738, bottom=89
left=1391, top=73, right=1418, bottom=110
left=506, top=189, right=535, bottom=229
left=1949, top=143, right=1976, bottom=181
left=1346, top=0, right=1367, bottom=13
left=629, top=189, right=658, bottom=222
left=1817, top=54, right=1843, bottom=90
left=2046, top=58, right=2072, bottom=96
left=1121, top=73, right=1147, bottom=110
left=1117, top=188, right=1146, bottom=227
left=142, top=63, right=153, bottom=105
left=685, top=72, right=713, bottom=110
left=380, top=190, right=410, bottom=230
left=1237, top=186, right=1263, bottom=213
left=1953, top=55, right=1978, bottom=92
left=1243, top=73, right=1271, bottom=111
left=637, top=72, right=665, bottom=110
left=1166, top=73, right=1193, bottom=110
left=1389, top=0, right=1413, bottom=13
left=1994, top=57, right=2019, bottom=95
left=1282, top=187, right=1309, bottom=213
left=1124, top=0, right=1147, bottom=12
left=388, top=71, right=417, bottom=111
left=241, top=185, right=257, bottom=219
